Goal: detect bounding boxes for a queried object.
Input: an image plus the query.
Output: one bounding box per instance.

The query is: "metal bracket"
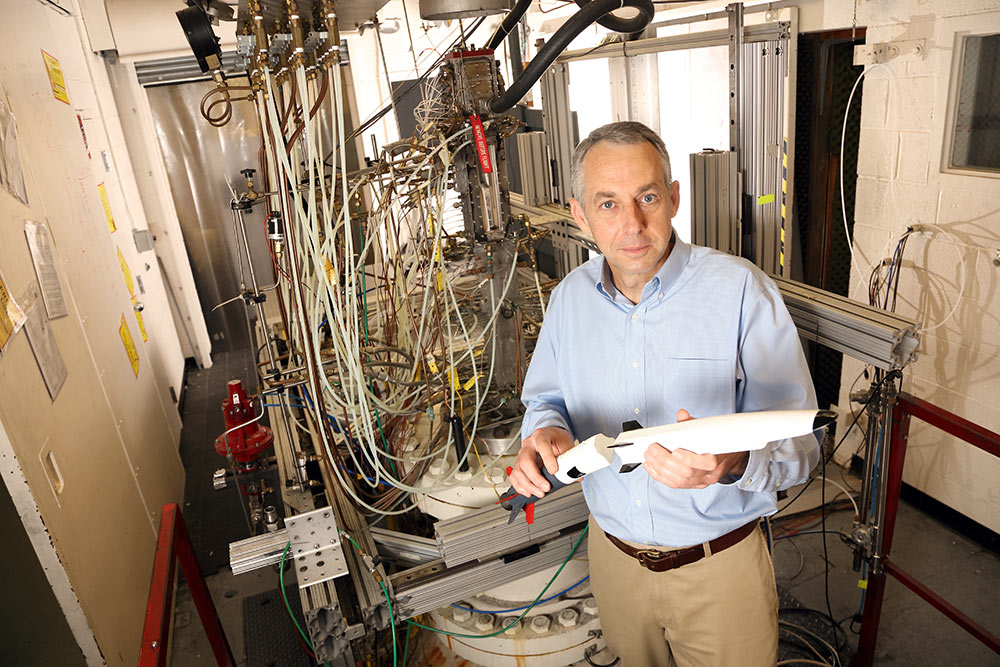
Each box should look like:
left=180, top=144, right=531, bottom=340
left=853, top=39, right=925, bottom=66
left=285, top=507, right=350, bottom=589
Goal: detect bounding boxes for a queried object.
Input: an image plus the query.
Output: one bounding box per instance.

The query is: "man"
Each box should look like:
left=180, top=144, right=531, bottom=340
left=510, top=121, right=820, bottom=666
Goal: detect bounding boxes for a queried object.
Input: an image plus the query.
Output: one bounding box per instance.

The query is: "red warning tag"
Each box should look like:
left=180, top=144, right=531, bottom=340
left=469, top=115, right=493, bottom=174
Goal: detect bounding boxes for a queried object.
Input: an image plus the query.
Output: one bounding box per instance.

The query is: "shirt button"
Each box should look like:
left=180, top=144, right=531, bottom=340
left=633, top=408, right=640, bottom=414
left=658, top=293, right=664, bottom=300
left=631, top=313, right=638, bottom=321
left=632, top=361, right=638, bottom=369
left=635, top=499, right=642, bottom=506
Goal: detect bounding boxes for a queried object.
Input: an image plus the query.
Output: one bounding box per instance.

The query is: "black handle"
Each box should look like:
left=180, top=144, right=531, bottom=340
left=502, top=468, right=567, bottom=523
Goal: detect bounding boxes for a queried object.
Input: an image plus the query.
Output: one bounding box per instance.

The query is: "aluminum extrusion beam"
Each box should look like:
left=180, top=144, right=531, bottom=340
left=774, top=277, right=919, bottom=370
left=434, top=485, right=589, bottom=567
left=230, top=528, right=290, bottom=575
left=557, top=24, right=785, bottom=63
left=370, top=527, right=441, bottom=566
left=540, top=60, right=575, bottom=205
left=390, top=528, right=589, bottom=620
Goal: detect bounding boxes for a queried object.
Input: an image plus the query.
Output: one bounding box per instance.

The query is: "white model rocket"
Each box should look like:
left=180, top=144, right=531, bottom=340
left=503, top=409, right=837, bottom=524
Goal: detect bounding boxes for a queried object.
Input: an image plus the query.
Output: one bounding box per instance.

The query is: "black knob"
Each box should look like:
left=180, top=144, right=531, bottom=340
left=241, top=168, right=256, bottom=179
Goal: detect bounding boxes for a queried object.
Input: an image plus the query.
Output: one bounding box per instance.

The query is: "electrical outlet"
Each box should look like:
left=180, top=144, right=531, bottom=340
left=853, top=39, right=925, bottom=66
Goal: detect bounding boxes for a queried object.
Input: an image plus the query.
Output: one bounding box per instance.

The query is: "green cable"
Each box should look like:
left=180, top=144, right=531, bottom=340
left=279, top=541, right=333, bottom=667
left=337, top=525, right=587, bottom=655
left=402, top=623, right=411, bottom=666
left=340, top=529, right=397, bottom=665
left=379, top=579, right=398, bottom=666
left=407, top=526, right=589, bottom=639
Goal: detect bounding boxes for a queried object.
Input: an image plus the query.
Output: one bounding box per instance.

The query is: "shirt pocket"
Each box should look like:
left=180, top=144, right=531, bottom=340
left=658, top=356, right=736, bottom=418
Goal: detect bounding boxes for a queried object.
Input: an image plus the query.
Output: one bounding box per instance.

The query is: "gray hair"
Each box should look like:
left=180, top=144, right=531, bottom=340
left=570, top=121, right=673, bottom=201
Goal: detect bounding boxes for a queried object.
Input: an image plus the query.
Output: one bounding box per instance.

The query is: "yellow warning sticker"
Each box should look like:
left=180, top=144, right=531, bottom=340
left=131, top=297, right=148, bottom=342
left=119, top=315, right=139, bottom=377
left=117, top=247, right=134, bottom=297
left=0, top=271, right=26, bottom=351
left=98, top=183, right=116, bottom=233
left=41, top=50, right=69, bottom=105
left=757, top=193, right=775, bottom=206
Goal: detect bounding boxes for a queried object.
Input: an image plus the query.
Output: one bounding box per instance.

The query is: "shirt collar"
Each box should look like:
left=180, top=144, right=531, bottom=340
left=595, top=233, right=691, bottom=305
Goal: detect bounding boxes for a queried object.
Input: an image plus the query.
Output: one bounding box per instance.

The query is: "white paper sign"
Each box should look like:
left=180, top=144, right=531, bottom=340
left=24, top=220, right=68, bottom=319
left=21, top=283, right=67, bottom=401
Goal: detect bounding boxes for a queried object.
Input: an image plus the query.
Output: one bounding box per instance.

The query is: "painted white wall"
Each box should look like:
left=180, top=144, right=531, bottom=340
left=104, top=59, right=214, bottom=370
left=829, top=2, right=1000, bottom=533
left=66, top=14, right=186, bottom=441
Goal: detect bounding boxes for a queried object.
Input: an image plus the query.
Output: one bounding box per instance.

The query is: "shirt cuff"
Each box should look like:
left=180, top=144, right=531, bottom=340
left=732, top=447, right=769, bottom=493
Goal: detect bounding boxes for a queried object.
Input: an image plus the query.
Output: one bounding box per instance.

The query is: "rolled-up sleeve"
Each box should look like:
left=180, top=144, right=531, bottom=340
left=732, top=279, right=820, bottom=493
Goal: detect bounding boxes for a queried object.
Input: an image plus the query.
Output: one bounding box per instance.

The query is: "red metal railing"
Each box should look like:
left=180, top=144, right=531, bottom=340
left=851, top=392, right=1000, bottom=665
left=138, top=503, right=236, bottom=667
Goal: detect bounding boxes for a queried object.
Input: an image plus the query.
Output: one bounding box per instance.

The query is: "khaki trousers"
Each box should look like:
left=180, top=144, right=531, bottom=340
left=588, top=515, right=778, bottom=667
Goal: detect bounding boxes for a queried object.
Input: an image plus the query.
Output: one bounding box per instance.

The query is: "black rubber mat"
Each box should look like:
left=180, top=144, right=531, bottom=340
left=179, top=347, right=274, bottom=574
left=777, top=585, right=856, bottom=665
left=243, top=586, right=317, bottom=667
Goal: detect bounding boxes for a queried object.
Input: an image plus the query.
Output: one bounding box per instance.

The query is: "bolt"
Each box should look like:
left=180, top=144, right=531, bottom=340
left=531, top=615, right=551, bottom=634
left=455, top=468, right=473, bottom=482
left=488, top=468, right=506, bottom=485
left=503, top=618, right=520, bottom=635
left=428, top=459, right=447, bottom=476
left=475, top=613, right=494, bottom=631
left=582, top=598, right=599, bottom=616
left=452, top=607, right=471, bottom=623
left=151, top=641, right=159, bottom=649
left=558, top=609, right=579, bottom=627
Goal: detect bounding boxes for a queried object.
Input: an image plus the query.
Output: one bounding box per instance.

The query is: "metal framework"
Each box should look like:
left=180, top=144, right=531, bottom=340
left=851, top=393, right=1000, bottom=665
left=772, top=276, right=920, bottom=371
left=139, top=504, right=235, bottom=667
left=434, top=485, right=589, bottom=567
left=390, top=527, right=589, bottom=620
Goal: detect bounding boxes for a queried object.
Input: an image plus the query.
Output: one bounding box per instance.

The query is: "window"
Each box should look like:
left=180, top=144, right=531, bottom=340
left=949, top=33, right=1000, bottom=173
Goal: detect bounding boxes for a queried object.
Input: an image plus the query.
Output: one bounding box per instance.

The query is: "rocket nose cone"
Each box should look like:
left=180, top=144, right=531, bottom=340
left=813, top=410, right=838, bottom=431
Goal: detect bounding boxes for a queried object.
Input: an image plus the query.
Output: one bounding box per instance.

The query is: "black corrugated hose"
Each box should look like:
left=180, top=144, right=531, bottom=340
left=487, top=0, right=655, bottom=113
left=570, top=0, right=651, bottom=33
left=486, top=0, right=534, bottom=50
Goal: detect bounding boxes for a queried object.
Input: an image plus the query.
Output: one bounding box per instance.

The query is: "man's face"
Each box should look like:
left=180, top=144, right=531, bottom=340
left=570, top=140, right=680, bottom=295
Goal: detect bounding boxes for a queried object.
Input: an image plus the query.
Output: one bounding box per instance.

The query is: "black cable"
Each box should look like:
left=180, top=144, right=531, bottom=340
left=773, top=371, right=896, bottom=519
left=821, top=445, right=837, bottom=635
left=488, top=0, right=654, bottom=113
left=486, top=0, right=533, bottom=50
left=569, top=0, right=650, bottom=34
left=584, top=650, right=620, bottom=667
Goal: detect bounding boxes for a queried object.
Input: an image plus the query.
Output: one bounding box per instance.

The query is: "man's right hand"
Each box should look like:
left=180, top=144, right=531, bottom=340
left=509, top=426, right=575, bottom=498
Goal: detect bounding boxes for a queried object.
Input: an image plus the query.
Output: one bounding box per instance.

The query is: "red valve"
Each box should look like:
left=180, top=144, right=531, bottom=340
left=214, top=379, right=273, bottom=465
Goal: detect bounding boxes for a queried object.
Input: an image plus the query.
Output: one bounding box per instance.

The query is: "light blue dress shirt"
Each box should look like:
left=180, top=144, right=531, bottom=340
left=520, top=237, right=820, bottom=547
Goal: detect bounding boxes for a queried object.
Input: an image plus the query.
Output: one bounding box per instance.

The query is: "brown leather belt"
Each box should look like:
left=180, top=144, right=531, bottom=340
left=605, top=520, right=758, bottom=572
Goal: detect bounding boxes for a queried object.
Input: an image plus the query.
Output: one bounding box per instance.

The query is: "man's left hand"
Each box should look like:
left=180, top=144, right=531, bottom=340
left=641, top=409, right=750, bottom=489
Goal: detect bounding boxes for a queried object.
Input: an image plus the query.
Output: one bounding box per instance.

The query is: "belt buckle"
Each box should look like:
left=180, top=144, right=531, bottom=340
left=636, top=548, right=679, bottom=571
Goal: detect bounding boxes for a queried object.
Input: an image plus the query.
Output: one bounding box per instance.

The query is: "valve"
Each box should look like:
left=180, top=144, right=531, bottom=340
left=214, top=379, right=273, bottom=466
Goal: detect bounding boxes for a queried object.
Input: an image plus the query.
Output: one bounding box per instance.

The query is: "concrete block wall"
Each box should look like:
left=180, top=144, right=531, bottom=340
left=835, top=3, right=1000, bottom=533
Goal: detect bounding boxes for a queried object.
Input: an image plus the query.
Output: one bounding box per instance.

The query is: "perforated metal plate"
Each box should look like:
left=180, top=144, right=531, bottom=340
left=284, top=507, right=349, bottom=588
